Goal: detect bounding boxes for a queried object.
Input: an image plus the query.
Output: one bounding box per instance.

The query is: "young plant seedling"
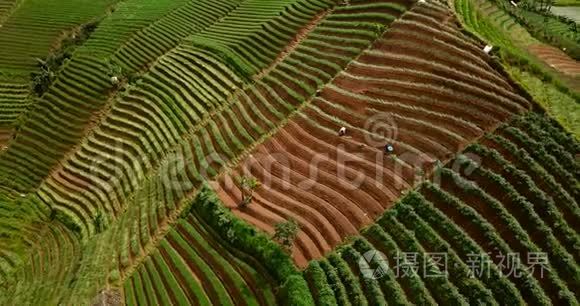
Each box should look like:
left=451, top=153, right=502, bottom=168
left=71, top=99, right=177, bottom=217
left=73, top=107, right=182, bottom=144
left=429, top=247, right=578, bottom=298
left=237, top=175, right=260, bottom=208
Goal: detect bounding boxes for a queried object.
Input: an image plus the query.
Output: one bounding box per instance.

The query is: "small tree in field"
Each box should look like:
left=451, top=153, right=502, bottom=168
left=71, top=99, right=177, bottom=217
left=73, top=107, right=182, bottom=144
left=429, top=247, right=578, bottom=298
left=237, top=175, right=259, bottom=208
left=273, top=218, right=300, bottom=252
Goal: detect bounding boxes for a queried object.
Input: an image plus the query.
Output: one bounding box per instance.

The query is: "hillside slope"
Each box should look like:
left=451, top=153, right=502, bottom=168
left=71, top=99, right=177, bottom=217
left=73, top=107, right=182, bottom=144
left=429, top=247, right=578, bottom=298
left=0, top=0, right=577, bottom=304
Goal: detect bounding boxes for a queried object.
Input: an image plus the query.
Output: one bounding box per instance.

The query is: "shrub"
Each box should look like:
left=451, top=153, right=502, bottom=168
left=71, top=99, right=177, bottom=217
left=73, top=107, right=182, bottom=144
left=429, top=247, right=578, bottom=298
left=236, top=175, right=260, bottom=208
left=273, top=218, right=300, bottom=252
left=108, top=269, right=120, bottom=283
left=93, top=211, right=106, bottom=233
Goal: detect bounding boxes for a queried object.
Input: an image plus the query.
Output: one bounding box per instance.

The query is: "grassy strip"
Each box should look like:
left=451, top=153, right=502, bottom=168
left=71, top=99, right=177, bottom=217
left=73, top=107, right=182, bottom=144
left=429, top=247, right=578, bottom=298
left=505, top=66, right=580, bottom=137
left=454, top=0, right=580, bottom=135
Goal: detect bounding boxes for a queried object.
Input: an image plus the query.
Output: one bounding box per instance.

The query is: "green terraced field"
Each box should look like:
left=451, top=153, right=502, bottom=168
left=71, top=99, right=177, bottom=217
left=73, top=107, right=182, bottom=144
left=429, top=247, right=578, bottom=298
left=0, top=0, right=578, bottom=305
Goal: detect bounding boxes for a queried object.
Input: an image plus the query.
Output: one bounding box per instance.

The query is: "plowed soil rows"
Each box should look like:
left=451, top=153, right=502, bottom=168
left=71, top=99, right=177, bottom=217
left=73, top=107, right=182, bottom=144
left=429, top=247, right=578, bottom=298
left=528, top=44, right=580, bottom=76
left=217, top=4, right=532, bottom=267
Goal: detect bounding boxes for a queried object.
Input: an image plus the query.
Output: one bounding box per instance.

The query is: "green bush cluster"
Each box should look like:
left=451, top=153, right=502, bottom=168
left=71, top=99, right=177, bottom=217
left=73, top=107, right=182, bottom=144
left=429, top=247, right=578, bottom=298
left=455, top=154, right=580, bottom=290
left=441, top=166, right=576, bottom=303
left=50, top=209, right=82, bottom=236
left=327, top=252, right=367, bottom=306
left=524, top=112, right=580, bottom=153
left=467, top=143, right=580, bottom=263
left=363, top=224, right=437, bottom=305
left=504, top=126, right=580, bottom=198
left=30, top=21, right=100, bottom=96
left=392, top=200, right=497, bottom=305
left=318, top=259, right=350, bottom=305
left=378, top=212, right=469, bottom=306
left=351, top=238, right=408, bottom=306
left=304, top=261, right=338, bottom=306
left=187, top=183, right=314, bottom=305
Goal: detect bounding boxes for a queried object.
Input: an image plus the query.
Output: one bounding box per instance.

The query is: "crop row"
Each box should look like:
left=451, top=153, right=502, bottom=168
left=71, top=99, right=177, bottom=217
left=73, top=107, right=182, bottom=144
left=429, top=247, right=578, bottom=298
left=124, top=215, right=276, bottom=306
left=187, top=0, right=335, bottom=78
left=0, top=55, right=114, bottom=190
left=516, top=9, right=580, bottom=59
left=0, top=0, right=18, bottom=23
left=122, top=184, right=316, bottom=305
left=473, top=0, right=580, bottom=77
left=0, top=192, right=51, bottom=284
left=107, top=0, right=396, bottom=266
left=80, top=0, right=190, bottom=58
left=454, top=0, right=580, bottom=130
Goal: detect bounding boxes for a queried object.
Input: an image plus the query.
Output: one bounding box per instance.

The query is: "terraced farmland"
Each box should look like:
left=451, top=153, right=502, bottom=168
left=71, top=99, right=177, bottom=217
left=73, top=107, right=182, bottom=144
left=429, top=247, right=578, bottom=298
left=456, top=0, right=580, bottom=77
left=216, top=2, right=532, bottom=267
left=124, top=207, right=277, bottom=306
left=0, top=0, right=578, bottom=304
left=305, top=113, right=580, bottom=305
left=454, top=0, right=580, bottom=135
